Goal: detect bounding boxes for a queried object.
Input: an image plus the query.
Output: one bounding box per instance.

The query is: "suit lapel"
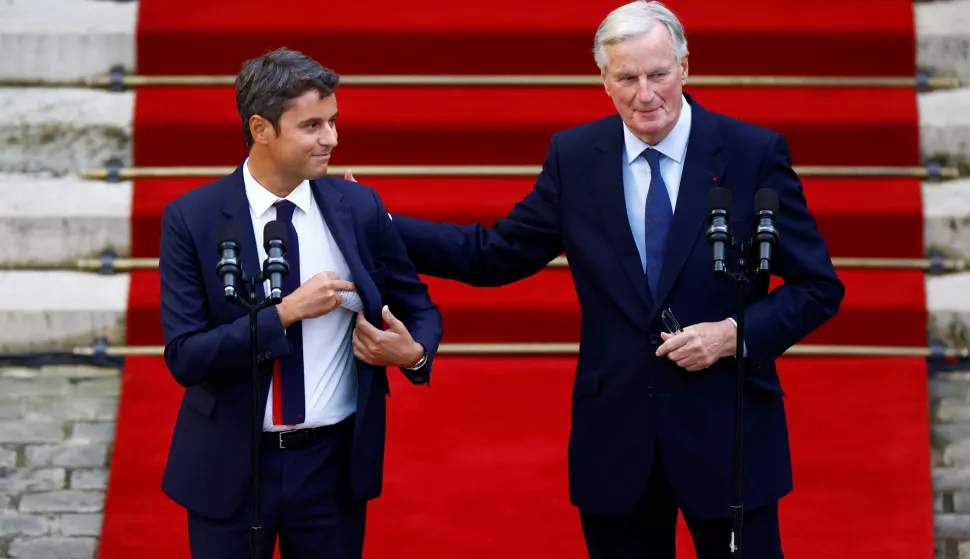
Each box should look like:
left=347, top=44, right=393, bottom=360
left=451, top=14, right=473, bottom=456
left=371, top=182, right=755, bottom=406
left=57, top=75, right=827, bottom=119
left=648, top=97, right=726, bottom=325
left=220, top=164, right=265, bottom=304
left=309, top=177, right=376, bottom=310
left=593, top=117, right=652, bottom=331
left=220, top=164, right=272, bottom=404
left=310, top=178, right=377, bottom=412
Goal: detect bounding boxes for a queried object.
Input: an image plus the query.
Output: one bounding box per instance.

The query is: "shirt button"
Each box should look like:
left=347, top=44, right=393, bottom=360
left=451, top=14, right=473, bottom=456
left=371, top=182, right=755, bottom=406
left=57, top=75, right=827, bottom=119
left=649, top=334, right=659, bottom=345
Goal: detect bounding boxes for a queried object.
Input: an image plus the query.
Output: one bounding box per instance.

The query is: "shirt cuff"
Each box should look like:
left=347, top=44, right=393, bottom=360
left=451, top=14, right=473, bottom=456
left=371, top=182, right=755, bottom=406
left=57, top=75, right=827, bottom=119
left=726, top=318, right=748, bottom=358
left=339, top=291, right=363, bottom=313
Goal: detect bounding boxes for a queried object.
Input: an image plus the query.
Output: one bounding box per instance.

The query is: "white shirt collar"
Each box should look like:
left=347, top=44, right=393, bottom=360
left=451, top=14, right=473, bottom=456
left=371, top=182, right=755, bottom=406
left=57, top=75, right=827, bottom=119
left=242, top=157, right=312, bottom=218
left=623, top=94, right=692, bottom=165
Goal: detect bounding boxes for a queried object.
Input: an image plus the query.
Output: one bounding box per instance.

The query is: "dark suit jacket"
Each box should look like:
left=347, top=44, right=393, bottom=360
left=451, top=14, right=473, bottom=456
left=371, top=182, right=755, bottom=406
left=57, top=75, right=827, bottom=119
left=158, top=164, right=442, bottom=519
left=390, top=93, right=844, bottom=519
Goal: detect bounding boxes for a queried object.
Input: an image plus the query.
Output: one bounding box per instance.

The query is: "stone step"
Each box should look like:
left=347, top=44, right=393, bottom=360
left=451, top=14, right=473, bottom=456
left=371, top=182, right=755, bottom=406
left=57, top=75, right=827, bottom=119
left=919, top=88, right=970, bottom=170
left=917, top=0, right=970, bottom=84
left=925, top=179, right=970, bottom=261
left=0, top=174, right=132, bottom=266
left=0, top=272, right=128, bottom=353
left=1, top=173, right=966, bottom=266
left=0, top=0, right=136, bottom=82
left=0, top=269, right=965, bottom=353
left=0, top=88, right=132, bottom=176
left=3, top=84, right=966, bottom=176
left=929, top=272, right=970, bottom=350
left=0, top=0, right=966, bottom=83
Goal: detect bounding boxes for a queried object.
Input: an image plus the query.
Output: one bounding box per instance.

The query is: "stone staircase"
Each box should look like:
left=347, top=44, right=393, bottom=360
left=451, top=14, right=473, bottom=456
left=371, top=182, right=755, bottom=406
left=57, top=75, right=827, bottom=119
left=1, top=0, right=969, bottom=557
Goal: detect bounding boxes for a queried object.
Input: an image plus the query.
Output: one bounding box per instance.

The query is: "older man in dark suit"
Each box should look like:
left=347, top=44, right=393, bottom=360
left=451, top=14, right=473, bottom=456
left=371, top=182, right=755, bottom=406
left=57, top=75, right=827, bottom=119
left=349, top=1, right=844, bottom=557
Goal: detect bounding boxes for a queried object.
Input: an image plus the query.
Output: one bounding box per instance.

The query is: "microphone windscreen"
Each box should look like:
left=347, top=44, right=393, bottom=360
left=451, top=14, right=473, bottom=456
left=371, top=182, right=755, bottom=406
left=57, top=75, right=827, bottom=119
left=263, top=220, right=289, bottom=251
left=754, top=188, right=779, bottom=214
left=217, top=222, right=237, bottom=245
left=707, top=186, right=732, bottom=213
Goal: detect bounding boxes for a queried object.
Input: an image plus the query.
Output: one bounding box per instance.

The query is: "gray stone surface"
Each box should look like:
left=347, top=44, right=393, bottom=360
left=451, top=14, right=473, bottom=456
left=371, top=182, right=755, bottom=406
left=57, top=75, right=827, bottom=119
left=0, top=89, right=132, bottom=176
left=925, top=179, right=970, bottom=260
left=18, top=492, right=104, bottom=514
left=8, top=537, right=96, bottom=559
left=25, top=444, right=109, bottom=469
left=0, top=174, right=132, bottom=266
left=917, top=0, right=970, bottom=84
left=933, top=368, right=970, bottom=556
left=928, top=273, right=970, bottom=350
left=0, top=0, right=137, bottom=81
left=0, top=272, right=128, bottom=353
left=69, top=471, right=106, bottom=491
left=920, top=88, right=970, bottom=168
left=55, top=515, right=101, bottom=537
left=0, top=365, right=118, bottom=559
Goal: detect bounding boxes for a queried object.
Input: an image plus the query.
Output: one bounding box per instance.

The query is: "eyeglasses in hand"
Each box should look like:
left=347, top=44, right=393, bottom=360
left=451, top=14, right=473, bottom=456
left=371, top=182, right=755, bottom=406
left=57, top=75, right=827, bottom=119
left=661, top=308, right=683, bottom=335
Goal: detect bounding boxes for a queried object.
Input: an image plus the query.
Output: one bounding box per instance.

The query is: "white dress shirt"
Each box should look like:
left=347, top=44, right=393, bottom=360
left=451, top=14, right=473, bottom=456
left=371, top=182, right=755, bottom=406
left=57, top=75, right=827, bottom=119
left=620, top=98, right=745, bottom=354
left=242, top=160, right=358, bottom=432
left=621, top=94, right=692, bottom=273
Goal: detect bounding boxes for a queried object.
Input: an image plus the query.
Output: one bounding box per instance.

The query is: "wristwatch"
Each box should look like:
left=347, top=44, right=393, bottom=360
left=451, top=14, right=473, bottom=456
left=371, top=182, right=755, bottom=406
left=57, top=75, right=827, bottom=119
left=403, top=346, right=427, bottom=371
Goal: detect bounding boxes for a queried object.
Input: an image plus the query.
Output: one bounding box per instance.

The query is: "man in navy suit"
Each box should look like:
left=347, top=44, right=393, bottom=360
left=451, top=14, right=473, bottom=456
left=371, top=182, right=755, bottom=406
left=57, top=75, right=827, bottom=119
left=349, top=1, right=844, bottom=557
left=158, top=48, right=442, bottom=558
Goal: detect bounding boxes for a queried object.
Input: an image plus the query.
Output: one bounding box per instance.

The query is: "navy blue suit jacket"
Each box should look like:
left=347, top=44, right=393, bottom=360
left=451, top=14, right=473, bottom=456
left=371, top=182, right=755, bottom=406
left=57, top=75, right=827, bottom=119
left=391, top=94, right=844, bottom=519
left=158, top=165, right=442, bottom=520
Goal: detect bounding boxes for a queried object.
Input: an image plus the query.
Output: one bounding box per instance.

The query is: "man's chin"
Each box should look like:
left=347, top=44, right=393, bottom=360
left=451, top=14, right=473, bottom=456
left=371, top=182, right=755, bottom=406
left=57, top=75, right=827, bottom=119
left=305, top=165, right=329, bottom=179
left=628, top=121, right=665, bottom=141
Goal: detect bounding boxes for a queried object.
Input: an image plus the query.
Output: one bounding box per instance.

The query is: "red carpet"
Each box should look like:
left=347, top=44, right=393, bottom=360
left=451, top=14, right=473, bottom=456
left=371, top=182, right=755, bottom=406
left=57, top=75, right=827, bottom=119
left=136, top=0, right=915, bottom=76
left=133, top=87, right=919, bottom=167
left=124, top=268, right=925, bottom=348
left=98, top=355, right=932, bottom=559
left=132, top=176, right=924, bottom=259
left=99, top=0, right=934, bottom=557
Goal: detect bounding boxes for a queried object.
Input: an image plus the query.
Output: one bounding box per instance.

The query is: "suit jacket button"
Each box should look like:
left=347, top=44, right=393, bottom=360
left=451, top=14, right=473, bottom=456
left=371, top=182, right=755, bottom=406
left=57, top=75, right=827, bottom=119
left=649, top=334, right=659, bottom=345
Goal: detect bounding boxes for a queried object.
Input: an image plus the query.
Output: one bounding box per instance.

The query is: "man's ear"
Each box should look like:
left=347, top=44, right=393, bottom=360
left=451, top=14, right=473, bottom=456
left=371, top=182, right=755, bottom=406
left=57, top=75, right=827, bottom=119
left=249, top=115, right=274, bottom=145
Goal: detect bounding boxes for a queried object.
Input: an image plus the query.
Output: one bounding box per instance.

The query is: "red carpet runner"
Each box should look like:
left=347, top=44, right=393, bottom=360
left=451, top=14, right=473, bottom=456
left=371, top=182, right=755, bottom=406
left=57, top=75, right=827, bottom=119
left=98, top=1, right=933, bottom=557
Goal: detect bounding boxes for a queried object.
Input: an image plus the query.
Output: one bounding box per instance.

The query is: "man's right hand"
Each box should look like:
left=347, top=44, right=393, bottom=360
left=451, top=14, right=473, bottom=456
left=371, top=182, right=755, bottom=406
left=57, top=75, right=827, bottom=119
left=277, top=272, right=356, bottom=327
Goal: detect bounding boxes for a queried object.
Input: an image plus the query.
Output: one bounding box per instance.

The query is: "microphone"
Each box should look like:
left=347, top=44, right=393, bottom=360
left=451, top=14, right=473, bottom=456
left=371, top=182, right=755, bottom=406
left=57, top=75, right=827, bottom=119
left=216, top=223, right=241, bottom=300
left=262, top=221, right=290, bottom=304
left=706, top=187, right=732, bottom=276
left=754, top=188, right=780, bottom=276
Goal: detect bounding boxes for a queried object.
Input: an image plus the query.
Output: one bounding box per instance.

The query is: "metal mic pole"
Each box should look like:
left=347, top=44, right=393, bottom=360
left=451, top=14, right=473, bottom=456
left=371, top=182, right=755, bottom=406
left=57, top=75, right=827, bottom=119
left=220, top=254, right=284, bottom=559
left=706, top=186, right=746, bottom=558
left=729, top=243, right=747, bottom=559
left=247, top=274, right=263, bottom=559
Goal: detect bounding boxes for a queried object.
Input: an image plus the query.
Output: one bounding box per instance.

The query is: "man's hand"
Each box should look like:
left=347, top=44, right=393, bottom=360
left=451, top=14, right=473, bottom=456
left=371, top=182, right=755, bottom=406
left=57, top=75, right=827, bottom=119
left=277, top=271, right=356, bottom=328
left=344, top=169, right=357, bottom=183
left=656, top=320, right=737, bottom=372
left=353, top=305, right=424, bottom=368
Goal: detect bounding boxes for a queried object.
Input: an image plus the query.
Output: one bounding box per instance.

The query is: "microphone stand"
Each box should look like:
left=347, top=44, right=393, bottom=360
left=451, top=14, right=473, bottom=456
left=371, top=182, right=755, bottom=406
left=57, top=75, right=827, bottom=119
left=719, top=238, right=751, bottom=559
left=223, top=270, right=281, bottom=559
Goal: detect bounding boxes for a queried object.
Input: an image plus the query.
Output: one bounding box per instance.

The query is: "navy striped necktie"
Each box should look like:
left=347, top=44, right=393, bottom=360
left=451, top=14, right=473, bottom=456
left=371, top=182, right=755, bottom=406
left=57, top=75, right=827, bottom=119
left=271, top=199, right=305, bottom=426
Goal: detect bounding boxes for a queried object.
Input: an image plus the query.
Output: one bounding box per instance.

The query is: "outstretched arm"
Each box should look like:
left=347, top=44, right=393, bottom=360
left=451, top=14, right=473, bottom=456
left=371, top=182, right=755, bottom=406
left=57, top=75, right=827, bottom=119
left=378, top=135, right=567, bottom=287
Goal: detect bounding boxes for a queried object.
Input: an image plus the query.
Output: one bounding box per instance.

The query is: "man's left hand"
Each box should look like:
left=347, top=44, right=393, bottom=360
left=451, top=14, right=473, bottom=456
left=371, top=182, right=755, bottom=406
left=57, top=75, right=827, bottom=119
left=353, top=305, right=424, bottom=368
left=656, top=320, right=737, bottom=372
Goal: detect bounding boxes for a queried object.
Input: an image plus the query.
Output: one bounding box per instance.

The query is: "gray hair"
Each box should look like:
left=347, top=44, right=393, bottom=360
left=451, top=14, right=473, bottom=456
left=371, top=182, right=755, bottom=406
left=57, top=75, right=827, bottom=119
left=235, top=47, right=340, bottom=149
left=593, top=1, right=688, bottom=72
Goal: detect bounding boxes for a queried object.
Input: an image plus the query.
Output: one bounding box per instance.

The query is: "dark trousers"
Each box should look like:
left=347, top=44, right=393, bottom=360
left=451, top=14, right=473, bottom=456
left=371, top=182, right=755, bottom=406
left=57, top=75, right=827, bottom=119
left=187, top=416, right=366, bottom=559
left=579, top=447, right=783, bottom=559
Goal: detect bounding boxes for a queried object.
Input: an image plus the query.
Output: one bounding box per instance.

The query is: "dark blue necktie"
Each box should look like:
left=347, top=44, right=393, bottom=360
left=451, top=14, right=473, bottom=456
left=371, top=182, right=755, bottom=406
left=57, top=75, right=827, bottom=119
left=271, top=200, right=305, bottom=426
left=643, top=148, right=673, bottom=299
